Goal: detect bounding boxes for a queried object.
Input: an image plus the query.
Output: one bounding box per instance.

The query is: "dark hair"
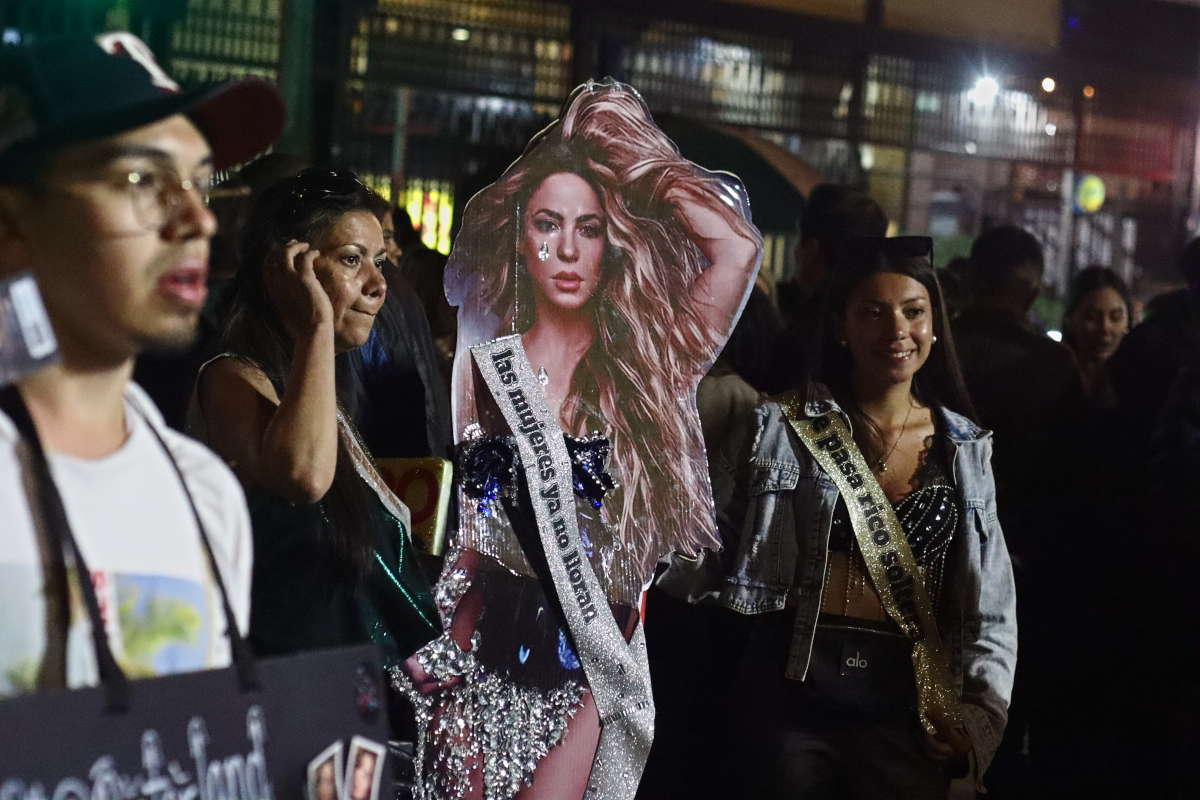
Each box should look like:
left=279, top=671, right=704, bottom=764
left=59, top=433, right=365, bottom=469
left=817, top=237, right=976, bottom=465
left=390, top=206, right=423, bottom=249
left=718, top=284, right=784, bottom=392
left=800, top=184, right=889, bottom=246
left=1067, top=265, right=1132, bottom=319
left=969, top=226, right=1044, bottom=290
left=216, top=168, right=382, bottom=575
left=1178, top=236, right=1200, bottom=289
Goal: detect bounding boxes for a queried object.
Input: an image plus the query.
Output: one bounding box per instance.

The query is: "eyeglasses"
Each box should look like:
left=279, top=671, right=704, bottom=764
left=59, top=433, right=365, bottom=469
left=40, top=163, right=214, bottom=233
left=120, top=166, right=213, bottom=232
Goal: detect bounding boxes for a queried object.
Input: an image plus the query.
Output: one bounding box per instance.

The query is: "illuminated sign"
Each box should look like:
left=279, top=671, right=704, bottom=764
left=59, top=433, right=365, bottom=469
left=1075, top=174, right=1106, bottom=213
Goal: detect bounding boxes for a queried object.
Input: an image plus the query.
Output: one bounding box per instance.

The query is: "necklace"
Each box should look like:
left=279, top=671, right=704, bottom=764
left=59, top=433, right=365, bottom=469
left=874, top=402, right=914, bottom=474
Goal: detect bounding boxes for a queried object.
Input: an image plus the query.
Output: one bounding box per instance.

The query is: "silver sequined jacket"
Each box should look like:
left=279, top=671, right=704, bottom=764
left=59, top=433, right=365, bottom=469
left=660, top=383, right=1017, bottom=781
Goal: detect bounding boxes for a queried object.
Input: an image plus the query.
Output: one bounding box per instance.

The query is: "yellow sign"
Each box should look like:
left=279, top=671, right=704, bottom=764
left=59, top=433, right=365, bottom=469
left=1075, top=174, right=1106, bottom=213
left=376, top=457, right=453, bottom=556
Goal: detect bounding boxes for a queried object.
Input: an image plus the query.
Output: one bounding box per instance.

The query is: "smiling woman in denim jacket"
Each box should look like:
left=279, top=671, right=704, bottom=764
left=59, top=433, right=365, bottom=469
left=665, top=237, right=1016, bottom=799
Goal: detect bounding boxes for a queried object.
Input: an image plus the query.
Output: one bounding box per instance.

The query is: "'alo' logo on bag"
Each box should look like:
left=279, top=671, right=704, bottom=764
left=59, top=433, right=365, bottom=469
left=841, top=645, right=869, bottom=678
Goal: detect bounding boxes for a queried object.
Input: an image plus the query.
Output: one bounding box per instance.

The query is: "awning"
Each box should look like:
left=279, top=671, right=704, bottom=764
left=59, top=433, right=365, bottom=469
left=655, top=115, right=826, bottom=233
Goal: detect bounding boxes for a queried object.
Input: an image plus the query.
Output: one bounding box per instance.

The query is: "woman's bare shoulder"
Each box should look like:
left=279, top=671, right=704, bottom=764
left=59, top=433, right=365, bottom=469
left=201, top=355, right=280, bottom=406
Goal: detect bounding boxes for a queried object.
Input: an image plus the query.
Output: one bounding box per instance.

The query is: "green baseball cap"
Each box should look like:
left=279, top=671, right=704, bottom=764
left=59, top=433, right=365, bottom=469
left=0, top=32, right=285, bottom=179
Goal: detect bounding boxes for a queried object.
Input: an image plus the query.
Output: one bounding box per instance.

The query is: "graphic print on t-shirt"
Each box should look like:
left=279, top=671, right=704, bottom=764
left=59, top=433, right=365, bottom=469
left=107, top=572, right=213, bottom=677
left=0, top=565, right=218, bottom=695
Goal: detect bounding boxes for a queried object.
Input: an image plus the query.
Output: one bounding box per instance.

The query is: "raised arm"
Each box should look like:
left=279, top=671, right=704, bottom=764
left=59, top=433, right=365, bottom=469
left=674, top=187, right=761, bottom=339
left=200, top=241, right=339, bottom=504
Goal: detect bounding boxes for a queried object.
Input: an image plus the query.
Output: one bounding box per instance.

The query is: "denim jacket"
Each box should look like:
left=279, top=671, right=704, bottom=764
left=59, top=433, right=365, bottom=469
left=661, top=384, right=1017, bottom=779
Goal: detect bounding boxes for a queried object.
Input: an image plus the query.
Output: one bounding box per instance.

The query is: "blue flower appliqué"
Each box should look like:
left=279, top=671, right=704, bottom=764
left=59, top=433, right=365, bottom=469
left=459, top=433, right=616, bottom=515
left=565, top=434, right=616, bottom=509
left=557, top=629, right=581, bottom=670
left=458, top=436, right=520, bottom=517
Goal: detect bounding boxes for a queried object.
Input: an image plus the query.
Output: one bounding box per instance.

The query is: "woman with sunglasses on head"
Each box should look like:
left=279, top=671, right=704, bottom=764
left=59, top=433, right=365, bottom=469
left=693, top=237, right=1016, bottom=799
left=189, top=168, right=440, bottom=669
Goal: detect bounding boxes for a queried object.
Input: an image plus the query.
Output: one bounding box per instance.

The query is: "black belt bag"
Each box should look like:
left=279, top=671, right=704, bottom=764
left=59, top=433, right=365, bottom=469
left=0, top=387, right=393, bottom=800
left=797, top=616, right=917, bottom=721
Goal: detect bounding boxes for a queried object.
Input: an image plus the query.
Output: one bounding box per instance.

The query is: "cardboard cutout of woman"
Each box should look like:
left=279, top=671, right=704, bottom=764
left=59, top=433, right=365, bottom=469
left=398, top=80, right=761, bottom=800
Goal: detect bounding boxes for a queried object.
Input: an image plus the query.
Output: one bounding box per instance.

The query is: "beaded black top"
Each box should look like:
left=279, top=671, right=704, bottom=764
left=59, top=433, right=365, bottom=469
left=827, top=428, right=958, bottom=612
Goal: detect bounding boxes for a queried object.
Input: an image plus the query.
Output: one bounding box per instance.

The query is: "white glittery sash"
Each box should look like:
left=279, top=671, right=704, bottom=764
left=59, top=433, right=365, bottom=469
left=471, top=336, right=654, bottom=800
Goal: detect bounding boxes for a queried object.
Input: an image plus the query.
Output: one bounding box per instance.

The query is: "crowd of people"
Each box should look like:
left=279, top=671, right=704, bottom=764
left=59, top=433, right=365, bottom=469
left=644, top=185, right=1200, bottom=800
left=2, top=32, right=1199, bottom=800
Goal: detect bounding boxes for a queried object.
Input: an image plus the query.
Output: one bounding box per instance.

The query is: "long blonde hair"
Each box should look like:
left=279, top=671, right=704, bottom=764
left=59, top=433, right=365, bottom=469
left=447, top=81, right=758, bottom=579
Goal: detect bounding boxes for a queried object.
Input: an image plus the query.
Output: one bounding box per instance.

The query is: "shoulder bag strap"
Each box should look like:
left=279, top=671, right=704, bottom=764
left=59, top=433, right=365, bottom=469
left=774, top=389, right=963, bottom=734
left=129, top=396, right=261, bottom=693
left=0, top=386, right=131, bottom=712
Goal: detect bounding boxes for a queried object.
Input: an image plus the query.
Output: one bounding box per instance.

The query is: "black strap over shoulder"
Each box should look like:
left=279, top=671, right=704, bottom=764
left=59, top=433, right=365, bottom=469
left=135, top=397, right=261, bottom=693
left=0, top=385, right=258, bottom=713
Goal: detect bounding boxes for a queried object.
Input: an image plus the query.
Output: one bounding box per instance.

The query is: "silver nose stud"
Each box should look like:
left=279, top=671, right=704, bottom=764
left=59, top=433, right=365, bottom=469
left=538, top=242, right=550, bottom=261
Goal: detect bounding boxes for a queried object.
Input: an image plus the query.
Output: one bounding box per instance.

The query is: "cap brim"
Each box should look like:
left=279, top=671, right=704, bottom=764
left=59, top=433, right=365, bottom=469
left=187, top=78, right=286, bottom=170
left=0, top=78, right=284, bottom=177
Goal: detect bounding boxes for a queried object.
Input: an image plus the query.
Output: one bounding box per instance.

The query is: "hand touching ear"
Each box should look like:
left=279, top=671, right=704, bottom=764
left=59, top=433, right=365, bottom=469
left=264, top=240, right=332, bottom=339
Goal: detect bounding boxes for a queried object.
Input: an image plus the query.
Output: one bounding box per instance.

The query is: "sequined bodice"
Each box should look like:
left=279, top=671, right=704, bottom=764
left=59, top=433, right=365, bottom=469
left=456, top=433, right=642, bottom=608
left=827, top=432, right=958, bottom=611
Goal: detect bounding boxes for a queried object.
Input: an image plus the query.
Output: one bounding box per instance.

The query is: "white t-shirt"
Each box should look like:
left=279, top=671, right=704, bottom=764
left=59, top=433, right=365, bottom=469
left=0, top=383, right=252, bottom=698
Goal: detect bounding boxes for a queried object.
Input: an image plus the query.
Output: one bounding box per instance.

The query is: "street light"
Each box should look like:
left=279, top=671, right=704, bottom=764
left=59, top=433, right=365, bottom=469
left=971, top=77, right=999, bottom=105
left=1083, top=85, right=1096, bottom=98
left=452, top=27, right=471, bottom=42
left=1042, top=77, right=1056, bottom=93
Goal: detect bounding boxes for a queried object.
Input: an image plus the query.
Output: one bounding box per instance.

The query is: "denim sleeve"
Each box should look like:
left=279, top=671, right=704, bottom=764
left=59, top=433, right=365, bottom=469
left=960, top=439, right=1018, bottom=781
left=655, top=399, right=761, bottom=602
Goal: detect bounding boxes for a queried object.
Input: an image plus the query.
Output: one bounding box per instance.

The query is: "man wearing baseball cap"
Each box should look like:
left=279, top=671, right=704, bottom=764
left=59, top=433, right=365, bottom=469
left=0, top=33, right=284, bottom=696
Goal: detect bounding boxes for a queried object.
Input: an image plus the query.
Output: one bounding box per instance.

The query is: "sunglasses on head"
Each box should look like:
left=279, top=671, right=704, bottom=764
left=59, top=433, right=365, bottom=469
left=825, top=236, right=935, bottom=273
left=285, top=169, right=368, bottom=216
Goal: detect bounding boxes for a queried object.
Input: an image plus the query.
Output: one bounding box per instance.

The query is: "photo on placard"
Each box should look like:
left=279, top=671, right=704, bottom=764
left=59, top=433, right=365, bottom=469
left=306, top=740, right=344, bottom=800
left=344, top=736, right=386, bottom=800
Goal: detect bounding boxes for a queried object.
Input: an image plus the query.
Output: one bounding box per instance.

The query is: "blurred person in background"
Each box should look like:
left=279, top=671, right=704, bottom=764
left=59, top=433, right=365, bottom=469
left=938, top=256, right=972, bottom=320
left=951, top=226, right=1081, bottom=561
left=1108, top=236, right=1200, bottom=421
left=387, top=206, right=456, bottom=375
left=350, top=196, right=451, bottom=460
left=951, top=226, right=1080, bottom=798
left=190, top=168, right=440, bottom=676
left=641, top=284, right=781, bottom=800
left=1062, top=266, right=1131, bottom=404
left=764, top=184, right=888, bottom=394
left=1031, top=247, right=1200, bottom=800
